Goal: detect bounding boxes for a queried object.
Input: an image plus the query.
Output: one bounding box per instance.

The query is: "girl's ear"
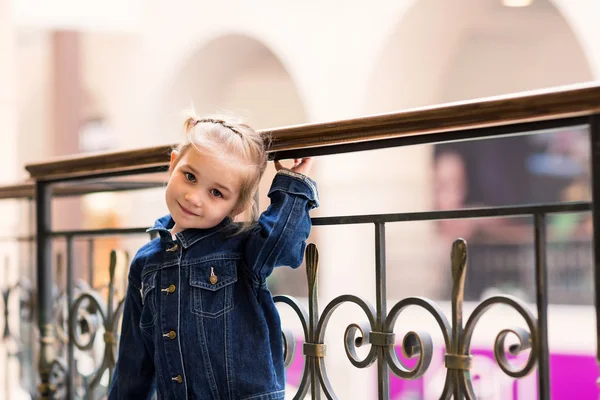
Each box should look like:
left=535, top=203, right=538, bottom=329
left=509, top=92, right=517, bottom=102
left=169, top=151, right=179, bottom=173
left=230, top=207, right=244, bottom=218
left=230, top=201, right=248, bottom=219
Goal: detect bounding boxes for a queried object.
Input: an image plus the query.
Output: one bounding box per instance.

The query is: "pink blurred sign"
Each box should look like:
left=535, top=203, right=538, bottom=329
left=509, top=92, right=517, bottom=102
left=285, top=342, right=599, bottom=399
left=390, top=348, right=599, bottom=399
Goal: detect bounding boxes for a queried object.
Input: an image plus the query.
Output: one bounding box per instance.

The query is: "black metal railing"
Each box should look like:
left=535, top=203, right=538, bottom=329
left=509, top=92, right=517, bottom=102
left=0, top=182, right=162, bottom=399
left=3, top=83, right=599, bottom=399
left=0, top=227, right=36, bottom=397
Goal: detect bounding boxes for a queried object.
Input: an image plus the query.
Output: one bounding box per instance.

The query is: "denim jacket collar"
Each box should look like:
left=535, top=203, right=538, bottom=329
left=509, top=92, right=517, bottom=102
left=146, top=214, right=234, bottom=249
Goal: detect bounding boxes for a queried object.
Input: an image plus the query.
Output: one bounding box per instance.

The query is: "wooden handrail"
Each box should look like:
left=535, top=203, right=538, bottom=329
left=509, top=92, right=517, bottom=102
left=25, top=82, right=600, bottom=181
left=0, top=182, right=35, bottom=200
left=0, top=177, right=167, bottom=200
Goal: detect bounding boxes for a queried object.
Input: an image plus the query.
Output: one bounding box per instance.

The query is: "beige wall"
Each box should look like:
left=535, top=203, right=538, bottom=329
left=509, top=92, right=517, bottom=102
left=0, top=0, right=26, bottom=397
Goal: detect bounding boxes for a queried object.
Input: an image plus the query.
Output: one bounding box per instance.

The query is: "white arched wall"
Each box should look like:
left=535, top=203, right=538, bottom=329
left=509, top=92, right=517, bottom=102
left=440, top=0, right=593, bottom=102
left=0, top=0, right=19, bottom=395
left=113, top=1, right=428, bottom=154
left=14, top=31, right=55, bottom=181
left=159, top=34, right=307, bottom=137
left=551, top=0, right=600, bottom=79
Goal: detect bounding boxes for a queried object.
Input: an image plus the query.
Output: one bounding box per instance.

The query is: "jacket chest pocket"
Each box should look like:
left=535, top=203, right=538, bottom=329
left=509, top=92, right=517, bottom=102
left=140, top=270, right=158, bottom=328
left=189, top=259, right=238, bottom=318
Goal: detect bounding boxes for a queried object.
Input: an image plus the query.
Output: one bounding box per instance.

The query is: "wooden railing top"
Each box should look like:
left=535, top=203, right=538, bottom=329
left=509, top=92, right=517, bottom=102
left=0, top=177, right=167, bottom=200
left=25, top=82, right=600, bottom=181
left=0, top=182, right=35, bottom=200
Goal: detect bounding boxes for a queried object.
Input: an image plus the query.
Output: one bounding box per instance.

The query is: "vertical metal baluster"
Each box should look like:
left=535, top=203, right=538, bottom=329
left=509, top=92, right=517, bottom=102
left=36, top=181, right=55, bottom=399
left=534, top=214, right=550, bottom=399
left=450, top=239, right=467, bottom=399
left=3, top=256, right=10, bottom=400
left=88, top=239, right=94, bottom=287
left=66, top=235, right=75, bottom=399
left=29, top=198, right=37, bottom=395
left=589, top=114, right=600, bottom=391
left=306, top=244, right=321, bottom=399
left=107, top=250, right=117, bottom=386
left=375, top=222, right=389, bottom=399
left=2, top=256, right=9, bottom=340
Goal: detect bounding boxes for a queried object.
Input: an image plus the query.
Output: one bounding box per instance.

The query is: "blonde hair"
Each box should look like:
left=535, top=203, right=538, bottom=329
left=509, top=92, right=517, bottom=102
left=172, top=112, right=269, bottom=225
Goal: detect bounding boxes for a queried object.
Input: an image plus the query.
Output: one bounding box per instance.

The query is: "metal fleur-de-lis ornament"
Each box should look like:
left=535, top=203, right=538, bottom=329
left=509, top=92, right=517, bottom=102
left=448, top=238, right=470, bottom=399
left=271, top=245, right=317, bottom=399
left=305, top=243, right=319, bottom=299
left=304, top=243, right=323, bottom=399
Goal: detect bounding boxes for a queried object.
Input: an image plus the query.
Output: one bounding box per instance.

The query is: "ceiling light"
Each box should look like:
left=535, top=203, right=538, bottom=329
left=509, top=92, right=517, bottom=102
left=502, top=0, right=533, bottom=7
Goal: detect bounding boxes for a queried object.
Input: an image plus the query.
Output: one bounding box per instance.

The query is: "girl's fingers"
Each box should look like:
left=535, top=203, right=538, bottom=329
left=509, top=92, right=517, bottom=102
left=275, top=158, right=313, bottom=175
left=298, top=158, right=312, bottom=166
left=294, top=158, right=313, bottom=175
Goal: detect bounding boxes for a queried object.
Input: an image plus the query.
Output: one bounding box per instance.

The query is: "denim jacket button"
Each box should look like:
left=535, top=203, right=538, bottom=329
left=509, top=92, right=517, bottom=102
left=209, top=267, right=218, bottom=285
left=161, top=284, right=176, bottom=294
left=166, top=243, right=179, bottom=252
left=163, top=330, right=177, bottom=340
left=172, top=375, right=183, bottom=384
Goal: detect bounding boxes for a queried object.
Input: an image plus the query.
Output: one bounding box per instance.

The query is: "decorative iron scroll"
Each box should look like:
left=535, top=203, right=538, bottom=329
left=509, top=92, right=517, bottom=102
left=2, top=261, right=35, bottom=345
left=275, top=239, right=538, bottom=399
left=1, top=256, right=36, bottom=397
left=68, top=250, right=127, bottom=397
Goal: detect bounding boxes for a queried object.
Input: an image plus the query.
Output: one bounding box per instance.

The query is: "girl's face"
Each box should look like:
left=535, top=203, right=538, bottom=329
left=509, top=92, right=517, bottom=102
left=166, top=148, right=245, bottom=233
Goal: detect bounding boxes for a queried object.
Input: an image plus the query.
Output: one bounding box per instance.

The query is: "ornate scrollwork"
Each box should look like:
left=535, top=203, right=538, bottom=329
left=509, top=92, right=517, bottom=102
left=384, top=297, right=450, bottom=381
left=49, top=358, right=68, bottom=399
left=461, top=296, right=538, bottom=379
left=344, top=321, right=374, bottom=368
left=273, top=294, right=310, bottom=400
left=1, top=257, right=35, bottom=371
left=274, top=239, right=539, bottom=399
left=46, top=236, right=538, bottom=399
left=54, top=280, right=98, bottom=347
left=316, top=295, right=378, bottom=370
left=67, top=250, right=128, bottom=395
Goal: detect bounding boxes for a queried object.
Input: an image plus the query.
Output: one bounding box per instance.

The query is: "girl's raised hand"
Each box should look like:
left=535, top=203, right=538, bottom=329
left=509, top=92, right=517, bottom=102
left=274, top=158, right=313, bottom=177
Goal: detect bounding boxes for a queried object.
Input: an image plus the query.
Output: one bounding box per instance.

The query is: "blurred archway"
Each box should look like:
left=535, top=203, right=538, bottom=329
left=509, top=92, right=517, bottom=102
left=367, top=0, right=592, bottom=111
left=358, top=0, right=592, bottom=296
left=161, top=34, right=307, bottom=134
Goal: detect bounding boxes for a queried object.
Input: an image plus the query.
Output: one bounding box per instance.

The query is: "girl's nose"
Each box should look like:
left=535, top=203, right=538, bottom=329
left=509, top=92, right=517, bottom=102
left=185, top=192, right=202, bottom=208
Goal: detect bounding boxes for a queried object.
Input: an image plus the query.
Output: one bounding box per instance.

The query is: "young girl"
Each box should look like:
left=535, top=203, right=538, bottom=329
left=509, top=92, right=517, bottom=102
left=109, top=115, right=318, bottom=399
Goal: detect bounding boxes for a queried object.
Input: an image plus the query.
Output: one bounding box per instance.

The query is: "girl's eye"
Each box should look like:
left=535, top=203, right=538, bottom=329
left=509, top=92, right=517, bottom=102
left=210, top=189, right=223, bottom=198
left=184, top=172, right=196, bottom=183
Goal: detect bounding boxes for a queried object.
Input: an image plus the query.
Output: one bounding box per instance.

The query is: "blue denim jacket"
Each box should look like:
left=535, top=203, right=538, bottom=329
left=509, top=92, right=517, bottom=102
left=109, top=170, right=318, bottom=400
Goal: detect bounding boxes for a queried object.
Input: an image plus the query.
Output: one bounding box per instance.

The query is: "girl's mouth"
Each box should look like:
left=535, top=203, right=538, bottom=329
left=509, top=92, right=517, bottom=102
left=178, top=202, right=199, bottom=217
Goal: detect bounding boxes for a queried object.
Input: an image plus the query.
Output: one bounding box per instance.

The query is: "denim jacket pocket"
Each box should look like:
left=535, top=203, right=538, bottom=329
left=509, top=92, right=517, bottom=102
left=189, top=258, right=238, bottom=318
left=140, top=270, right=157, bottom=328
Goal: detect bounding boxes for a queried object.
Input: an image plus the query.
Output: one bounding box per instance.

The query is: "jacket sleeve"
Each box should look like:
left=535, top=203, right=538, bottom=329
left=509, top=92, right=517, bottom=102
left=244, top=169, right=319, bottom=280
left=108, top=255, right=156, bottom=399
